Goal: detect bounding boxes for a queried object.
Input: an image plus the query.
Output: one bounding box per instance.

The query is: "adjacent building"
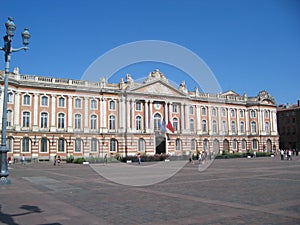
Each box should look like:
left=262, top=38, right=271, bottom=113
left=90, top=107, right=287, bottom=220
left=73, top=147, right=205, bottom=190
left=0, top=68, right=279, bottom=160
left=277, top=100, right=300, bottom=151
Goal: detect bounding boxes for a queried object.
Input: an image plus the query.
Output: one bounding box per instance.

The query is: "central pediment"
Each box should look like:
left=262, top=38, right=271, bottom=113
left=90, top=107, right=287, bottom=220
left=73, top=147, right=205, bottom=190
left=129, top=80, right=187, bottom=97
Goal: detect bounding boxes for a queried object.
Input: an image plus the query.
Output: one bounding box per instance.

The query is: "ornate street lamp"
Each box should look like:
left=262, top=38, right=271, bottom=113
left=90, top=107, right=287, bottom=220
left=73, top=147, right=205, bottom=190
left=0, top=17, right=31, bottom=184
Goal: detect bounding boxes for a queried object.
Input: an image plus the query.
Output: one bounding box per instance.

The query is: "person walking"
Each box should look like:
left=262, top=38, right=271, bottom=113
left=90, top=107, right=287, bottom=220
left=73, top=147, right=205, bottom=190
left=137, top=153, right=142, bottom=165
left=21, top=154, right=26, bottom=165
left=53, top=155, right=57, bottom=166
left=57, top=155, right=61, bottom=165
left=280, top=149, right=284, bottom=160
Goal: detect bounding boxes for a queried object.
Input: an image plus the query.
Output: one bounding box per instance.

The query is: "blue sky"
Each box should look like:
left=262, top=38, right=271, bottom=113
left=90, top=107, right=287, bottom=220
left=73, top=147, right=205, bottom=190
left=0, top=0, right=299, bottom=105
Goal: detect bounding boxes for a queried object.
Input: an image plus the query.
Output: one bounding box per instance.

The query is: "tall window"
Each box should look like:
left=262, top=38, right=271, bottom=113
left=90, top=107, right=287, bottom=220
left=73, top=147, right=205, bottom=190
left=212, top=120, right=217, bottom=133
left=252, top=139, right=258, bottom=150
left=251, top=121, right=257, bottom=133
left=203, top=139, right=209, bottom=151
left=7, top=110, right=12, bottom=127
left=222, top=120, right=226, bottom=133
left=75, top=138, right=82, bottom=152
left=212, top=107, right=217, bottom=116
left=136, top=101, right=142, bottom=111
left=231, top=109, right=235, bottom=117
left=138, top=138, right=145, bottom=152
left=41, top=96, right=48, bottom=106
left=231, top=121, right=236, bottom=133
left=110, top=138, right=117, bottom=152
left=240, top=121, right=245, bottom=133
left=91, top=115, right=97, bottom=130
left=202, top=120, right=207, bottom=132
left=250, top=110, right=256, bottom=118
left=154, top=113, right=161, bottom=131
left=136, top=116, right=142, bottom=130
left=175, top=138, right=181, bottom=151
left=189, top=106, right=194, bottom=115
left=221, top=108, right=226, bottom=117
left=58, top=97, right=65, bottom=107
left=241, top=139, right=246, bottom=150
left=75, top=114, right=82, bottom=129
left=232, top=139, right=237, bottom=150
left=41, top=112, right=48, bottom=128
left=172, top=104, right=178, bottom=113
left=191, top=139, right=196, bottom=151
left=189, top=119, right=195, bottom=132
left=91, top=99, right=97, bottom=109
left=58, top=113, right=65, bottom=129
left=7, top=137, right=12, bottom=152
left=173, top=118, right=178, bottom=131
left=22, top=111, right=30, bottom=127
left=264, top=110, right=269, bottom=118
left=40, top=137, right=48, bottom=153
left=91, top=138, right=98, bottom=152
left=239, top=110, right=244, bottom=118
left=75, top=98, right=82, bottom=108
left=58, top=138, right=65, bottom=152
left=265, top=122, right=270, bottom=134
left=109, top=100, right=116, bottom=110
left=201, top=107, right=206, bottom=115
left=22, top=137, right=30, bottom=153
left=109, top=115, right=116, bottom=130
left=8, top=92, right=13, bottom=103
left=23, top=94, right=30, bottom=105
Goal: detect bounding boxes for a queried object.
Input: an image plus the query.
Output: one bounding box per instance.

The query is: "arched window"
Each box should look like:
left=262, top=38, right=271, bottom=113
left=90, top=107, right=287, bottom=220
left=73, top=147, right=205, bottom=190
left=91, top=99, right=97, bottom=109
left=201, top=107, right=206, bottom=116
left=202, top=120, right=207, bottom=132
left=231, top=109, right=235, bottom=117
left=109, top=100, right=116, bottom=110
left=58, top=113, right=65, bottom=129
left=40, top=137, right=48, bottom=153
left=264, top=110, right=269, bottom=118
left=8, top=92, right=13, bottom=103
left=58, top=97, right=65, bottom=107
left=189, top=106, right=194, bottom=115
left=211, top=107, right=217, bottom=116
left=241, top=139, right=246, bottom=150
left=110, top=138, right=117, bottom=152
left=231, top=121, right=236, bottom=133
left=154, top=113, right=161, bottom=131
left=41, top=96, right=48, bottom=106
left=212, top=120, right=217, bottom=133
left=41, top=112, right=48, bottom=128
left=250, top=110, right=256, bottom=118
left=22, top=111, right=30, bottom=127
left=203, top=139, right=209, bottom=151
left=22, top=137, right=30, bottom=153
left=7, top=137, right=13, bottom=152
left=232, top=139, right=237, bottom=150
left=240, top=121, right=245, bottom=133
left=136, top=116, right=142, bottom=130
left=239, top=109, right=244, bottom=118
left=222, top=120, right=226, bottom=133
left=23, top=94, right=30, bottom=105
left=251, top=121, right=257, bottom=133
left=221, top=108, right=226, bottom=117
left=75, top=98, right=82, bottom=109
left=138, top=138, right=145, bottom=152
left=91, top=115, right=97, bottom=130
left=136, top=101, right=142, bottom=111
left=109, top=115, right=116, bottom=129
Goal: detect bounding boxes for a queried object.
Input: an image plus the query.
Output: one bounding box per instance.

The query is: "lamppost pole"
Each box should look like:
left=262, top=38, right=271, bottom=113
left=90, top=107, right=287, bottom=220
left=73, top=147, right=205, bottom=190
left=0, top=17, right=31, bottom=184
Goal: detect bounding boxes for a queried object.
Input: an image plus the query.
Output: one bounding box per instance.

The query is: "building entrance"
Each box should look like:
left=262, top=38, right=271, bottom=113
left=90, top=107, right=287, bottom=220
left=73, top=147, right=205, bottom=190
left=155, top=134, right=166, bottom=154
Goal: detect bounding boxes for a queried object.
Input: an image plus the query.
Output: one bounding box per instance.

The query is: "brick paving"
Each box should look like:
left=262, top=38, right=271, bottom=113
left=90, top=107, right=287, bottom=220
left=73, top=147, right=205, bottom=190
left=0, top=156, right=299, bottom=225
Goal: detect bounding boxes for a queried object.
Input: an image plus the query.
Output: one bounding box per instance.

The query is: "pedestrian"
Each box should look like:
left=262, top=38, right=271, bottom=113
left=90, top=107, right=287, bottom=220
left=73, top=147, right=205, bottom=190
left=198, top=152, right=202, bottom=164
left=104, top=153, right=107, bottom=164
left=137, top=153, right=142, bottom=165
left=21, top=154, right=26, bottom=165
left=8, top=156, right=12, bottom=166
left=57, top=155, right=61, bottom=165
left=280, top=149, right=284, bottom=160
left=288, top=150, right=292, bottom=160
left=53, top=155, right=57, bottom=166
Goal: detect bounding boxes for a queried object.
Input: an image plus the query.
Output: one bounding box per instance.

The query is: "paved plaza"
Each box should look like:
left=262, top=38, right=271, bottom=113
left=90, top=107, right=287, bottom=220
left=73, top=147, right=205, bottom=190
left=0, top=156, right=299, bottom=225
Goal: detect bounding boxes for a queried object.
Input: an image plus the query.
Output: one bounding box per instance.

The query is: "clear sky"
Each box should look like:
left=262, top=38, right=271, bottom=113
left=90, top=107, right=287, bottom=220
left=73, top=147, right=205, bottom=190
left=0, top=0, right=299, bottom=105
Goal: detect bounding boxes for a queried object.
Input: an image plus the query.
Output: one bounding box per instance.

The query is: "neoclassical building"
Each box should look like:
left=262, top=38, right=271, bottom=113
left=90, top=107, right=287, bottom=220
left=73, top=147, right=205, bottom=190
left=0, top=68, right=279, bottom=160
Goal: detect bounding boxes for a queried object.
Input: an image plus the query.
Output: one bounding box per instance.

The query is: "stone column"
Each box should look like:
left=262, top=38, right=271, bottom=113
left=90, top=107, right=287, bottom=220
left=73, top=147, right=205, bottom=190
left=33, top=93, right=39, bottom=131
left=14, top=92, right=21, bottom=131
left=180, top=103, right=184, bottom=133
left=196, top=105, right=201, bottom=134
left=67, top=96, right=73, bottom=132
left=149, top=100, right=153, bottom=131
left=145, top=100, right=149, bottom=131
left=50, top=95, right=56, bottom=132
left=84, top=97, right=89, bottom=132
